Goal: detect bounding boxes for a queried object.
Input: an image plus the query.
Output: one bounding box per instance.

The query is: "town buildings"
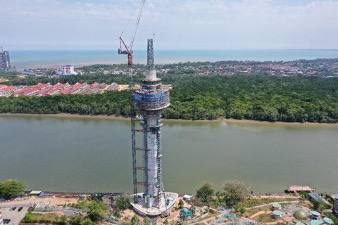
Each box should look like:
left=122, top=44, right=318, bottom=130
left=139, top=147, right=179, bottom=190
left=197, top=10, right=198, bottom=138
left=55, top=65, right=78, bottom=76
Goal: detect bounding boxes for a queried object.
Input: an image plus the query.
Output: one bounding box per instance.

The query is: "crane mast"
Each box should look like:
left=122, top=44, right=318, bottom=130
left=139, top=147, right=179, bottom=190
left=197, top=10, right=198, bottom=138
left=118, top=0, right=146, bottom=203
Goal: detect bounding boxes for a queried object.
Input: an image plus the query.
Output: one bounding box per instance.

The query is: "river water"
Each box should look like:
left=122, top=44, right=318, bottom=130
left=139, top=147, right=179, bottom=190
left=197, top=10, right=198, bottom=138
left=0, top=116, right=337, bottom=194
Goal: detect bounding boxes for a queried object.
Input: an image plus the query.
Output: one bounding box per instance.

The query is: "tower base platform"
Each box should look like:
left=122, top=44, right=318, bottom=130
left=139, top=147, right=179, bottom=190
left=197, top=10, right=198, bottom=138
left=131, top=192, right=178, bottom=217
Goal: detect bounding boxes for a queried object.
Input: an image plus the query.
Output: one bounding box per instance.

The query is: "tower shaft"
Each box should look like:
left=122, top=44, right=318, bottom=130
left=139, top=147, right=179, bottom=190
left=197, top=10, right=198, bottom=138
left=133, top=39, right=170, bottom=208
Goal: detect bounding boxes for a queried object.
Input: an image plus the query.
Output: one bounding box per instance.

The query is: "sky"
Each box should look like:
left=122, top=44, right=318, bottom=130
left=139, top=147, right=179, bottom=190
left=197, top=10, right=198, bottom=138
left=1, top=0, right=338, bottom=50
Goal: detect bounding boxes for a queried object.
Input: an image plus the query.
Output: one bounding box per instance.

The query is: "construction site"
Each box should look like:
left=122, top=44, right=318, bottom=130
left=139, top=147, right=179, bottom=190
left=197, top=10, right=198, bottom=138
left=117, top=0, right=178, bottom=217
left=126, top=39, right=178, bottom=217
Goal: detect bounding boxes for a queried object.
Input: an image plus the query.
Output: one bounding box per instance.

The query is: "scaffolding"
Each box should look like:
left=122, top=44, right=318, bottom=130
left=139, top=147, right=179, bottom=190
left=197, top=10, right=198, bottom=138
left=134, top=90, right=170, bottom=111
left=129, top=71, right=138, bottom=203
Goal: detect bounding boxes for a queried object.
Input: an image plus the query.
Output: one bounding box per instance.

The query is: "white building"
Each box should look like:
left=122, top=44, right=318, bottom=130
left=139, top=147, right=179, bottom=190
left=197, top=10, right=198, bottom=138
left=56, top=65, right=78, bottom=75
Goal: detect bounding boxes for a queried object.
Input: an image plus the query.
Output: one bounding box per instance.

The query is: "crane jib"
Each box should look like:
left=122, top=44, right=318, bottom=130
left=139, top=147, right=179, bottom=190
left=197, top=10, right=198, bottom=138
left=118, top=0, right=146, bottom=68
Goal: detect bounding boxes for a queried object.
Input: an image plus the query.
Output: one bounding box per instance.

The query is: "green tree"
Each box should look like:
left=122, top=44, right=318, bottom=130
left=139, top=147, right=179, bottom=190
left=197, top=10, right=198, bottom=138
left=196, top=183, right=215, bottom=206
left=143, top=216, right=151, bottom=225
left=222, top=180, right=251, bottom=206
left=215, top=191, right=225, bottom=206
left=239, top=207, right=246, bottom=216
left=190, top=206, right=196, bottom=217
left=69, top=216, right=85, bottom=225
left=82, top=218, right=96, bottom=225
left=312, top=200, right=320, bottom=210
left=131, top=215, right=140, bottom=225
left=0, top=179, right=26, bottom=200
left=89, top=193, right=103, bottom=202
left=87, top=201, right=109, bottom=222
left=115, top=194, right=131, bottom=210
left=178, top=199, right=184, bottom=209
left=113, top=210, right=121, bottom=218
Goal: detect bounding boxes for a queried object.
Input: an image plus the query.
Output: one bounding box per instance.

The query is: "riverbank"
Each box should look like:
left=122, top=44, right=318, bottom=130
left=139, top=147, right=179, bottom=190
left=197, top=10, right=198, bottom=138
left=0, top=113, right=337, bottom=127
left=225, top=118, right=338, bottom=127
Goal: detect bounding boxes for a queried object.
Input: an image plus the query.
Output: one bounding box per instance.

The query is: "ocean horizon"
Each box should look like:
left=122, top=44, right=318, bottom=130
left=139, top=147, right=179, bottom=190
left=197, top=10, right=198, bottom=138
left=9, top=49, right=338, bottom=69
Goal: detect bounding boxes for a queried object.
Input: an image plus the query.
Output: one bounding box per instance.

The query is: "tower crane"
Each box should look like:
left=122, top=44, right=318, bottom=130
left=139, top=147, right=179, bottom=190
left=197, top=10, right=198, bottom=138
left=118, top=0, right=146, bottom=69
left=118, top=0, right=146, bottom=203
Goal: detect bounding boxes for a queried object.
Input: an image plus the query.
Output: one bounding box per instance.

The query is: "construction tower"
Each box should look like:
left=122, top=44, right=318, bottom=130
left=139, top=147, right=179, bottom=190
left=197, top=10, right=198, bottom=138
left=130, top=39, right=178, bottom=216
left=0, top=48, right=11, bottom=72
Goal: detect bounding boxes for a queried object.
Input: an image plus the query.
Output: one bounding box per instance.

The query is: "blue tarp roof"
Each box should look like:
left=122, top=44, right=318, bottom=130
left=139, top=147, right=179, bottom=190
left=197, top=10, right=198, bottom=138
left=324, top=217, right=334, bottom=224
left=273, top=203, right=281, bottom=208
left=38, top=192, right=45, bottom=197
left=309, top=192, right=328, bottom=204
left=310, top=220, right=322, bottom=225
left=311, top=211, right=320, bottom=216
left=273, top=210, right=282, bottom=216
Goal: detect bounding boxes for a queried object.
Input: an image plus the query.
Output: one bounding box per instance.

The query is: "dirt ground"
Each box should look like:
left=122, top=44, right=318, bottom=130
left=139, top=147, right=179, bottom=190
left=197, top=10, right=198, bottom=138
left=118, top=197, right=193, bottom=225
left=0, top=196, right=78, bottom=207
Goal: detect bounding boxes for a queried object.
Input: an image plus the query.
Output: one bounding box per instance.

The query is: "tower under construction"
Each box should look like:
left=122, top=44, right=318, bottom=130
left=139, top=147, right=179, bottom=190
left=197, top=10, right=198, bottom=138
left=130, top=39, right=177, bottom=216
left=0, top=48, right=11, bottom=72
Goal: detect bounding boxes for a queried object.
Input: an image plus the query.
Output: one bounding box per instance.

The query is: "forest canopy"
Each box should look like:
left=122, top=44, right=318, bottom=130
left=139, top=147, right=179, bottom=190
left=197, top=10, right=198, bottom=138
left=0, top=74, right=337, bottom=123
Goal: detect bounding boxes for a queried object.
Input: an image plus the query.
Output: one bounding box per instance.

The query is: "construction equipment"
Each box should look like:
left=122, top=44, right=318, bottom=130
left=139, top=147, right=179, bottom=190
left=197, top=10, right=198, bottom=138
left=118, top=0, right=146, bottom=203
left=118, top=0, right=146, bottom=69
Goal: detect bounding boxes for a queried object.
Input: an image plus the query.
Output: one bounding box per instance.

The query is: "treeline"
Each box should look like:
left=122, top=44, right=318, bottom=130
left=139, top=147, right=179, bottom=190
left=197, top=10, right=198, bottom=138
left=0, top=74, right=337, bottom=123
left=163, top=75, right=337, bottom=123
left=0, top=91, right=131, bottom=115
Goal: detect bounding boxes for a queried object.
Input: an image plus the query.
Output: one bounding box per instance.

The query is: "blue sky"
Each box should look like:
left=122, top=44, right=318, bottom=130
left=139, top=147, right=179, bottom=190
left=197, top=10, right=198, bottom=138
left=1, top=0, right=338, bottom=50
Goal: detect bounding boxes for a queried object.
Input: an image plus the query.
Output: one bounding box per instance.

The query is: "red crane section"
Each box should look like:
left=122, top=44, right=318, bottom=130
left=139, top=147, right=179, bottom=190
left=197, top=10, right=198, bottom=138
left=118, top=0, right=146, bottom=69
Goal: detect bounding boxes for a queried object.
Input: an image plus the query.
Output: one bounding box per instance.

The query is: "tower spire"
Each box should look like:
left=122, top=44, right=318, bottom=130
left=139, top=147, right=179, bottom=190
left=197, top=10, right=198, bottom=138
left=147, top=39, right=154, bottom=71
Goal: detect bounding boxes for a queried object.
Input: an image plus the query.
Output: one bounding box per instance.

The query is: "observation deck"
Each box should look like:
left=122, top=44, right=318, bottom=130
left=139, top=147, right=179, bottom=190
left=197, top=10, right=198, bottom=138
left=134, top=86, right=170, bottom=111
left=131, top=192, right=178, bottom=216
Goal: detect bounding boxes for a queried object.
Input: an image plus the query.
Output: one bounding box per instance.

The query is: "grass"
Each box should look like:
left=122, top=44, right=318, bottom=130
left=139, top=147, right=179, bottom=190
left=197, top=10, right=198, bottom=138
left=238, top=198, right=297, bottom=208
left=21, top=212, right=61, bottom=223
left=245, top=206, right=271, bottom=217
left=197, top=212, right=218, bottom=222
left=257, top=214, right=275, bottom=223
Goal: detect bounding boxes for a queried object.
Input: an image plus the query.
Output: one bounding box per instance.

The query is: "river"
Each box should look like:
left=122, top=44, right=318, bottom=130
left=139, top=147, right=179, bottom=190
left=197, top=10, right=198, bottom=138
left=0, top=115, right=337, bottom=194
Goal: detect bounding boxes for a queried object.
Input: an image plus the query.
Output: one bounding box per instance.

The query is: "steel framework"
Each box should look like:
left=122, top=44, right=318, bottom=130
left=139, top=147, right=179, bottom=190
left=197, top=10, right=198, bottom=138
left=117, top=0, right=146, bottom=203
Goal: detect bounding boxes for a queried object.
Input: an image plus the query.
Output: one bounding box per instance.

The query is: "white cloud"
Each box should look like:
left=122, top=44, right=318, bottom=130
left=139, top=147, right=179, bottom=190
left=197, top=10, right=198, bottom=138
left=1, top=0, right=338, bottom=50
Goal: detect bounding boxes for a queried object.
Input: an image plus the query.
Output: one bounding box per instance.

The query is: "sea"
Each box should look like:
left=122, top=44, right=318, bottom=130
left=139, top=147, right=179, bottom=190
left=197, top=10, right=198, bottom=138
left=9, top=49, right=338, bottom=69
